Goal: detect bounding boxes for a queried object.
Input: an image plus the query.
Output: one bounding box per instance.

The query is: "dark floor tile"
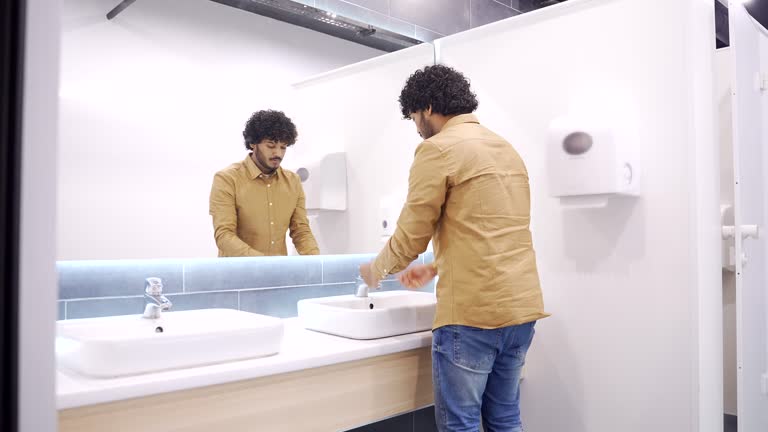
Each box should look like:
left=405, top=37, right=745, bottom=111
left=347, top=412, right=414, bottom=432
left=413, top=406, right=438, bottom=432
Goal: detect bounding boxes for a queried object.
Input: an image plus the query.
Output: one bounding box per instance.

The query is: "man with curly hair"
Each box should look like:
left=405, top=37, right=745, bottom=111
left=360, top=65, right=548, bottom=432
left=209, top=110, right=319, bottom=256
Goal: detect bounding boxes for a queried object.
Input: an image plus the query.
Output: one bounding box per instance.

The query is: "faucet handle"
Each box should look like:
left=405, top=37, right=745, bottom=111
left=145, top=277, right=164, bottom=295
left=355, top=275, right=381, bottom=289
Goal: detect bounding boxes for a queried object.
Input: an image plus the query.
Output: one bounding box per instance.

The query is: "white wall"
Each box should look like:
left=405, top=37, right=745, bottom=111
left=729, top=5, right=768, bottom=430
left=432, top=0, right=719, bottom=431
left=57, top=0, right=384, bottom=260
left=20, top=0, right=60, bottom=430
left=716, top=47, right=737, bottom=417
left=289, top=43, right=435, bottom=255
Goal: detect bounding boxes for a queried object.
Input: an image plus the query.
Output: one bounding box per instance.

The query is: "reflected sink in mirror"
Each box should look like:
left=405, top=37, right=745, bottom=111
left=297, top=290, right=436, bottom=340
left=56, top=308, right=284, bottom=378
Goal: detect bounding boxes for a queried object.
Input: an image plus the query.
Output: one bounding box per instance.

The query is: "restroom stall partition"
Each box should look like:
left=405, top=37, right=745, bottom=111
left=433, top=0, right=721, bottom=431
left=727, top=3, right=768, bottom=431
left=716, top=45, right=740, bottom=423
left=291, top=0, right=724, bottom=430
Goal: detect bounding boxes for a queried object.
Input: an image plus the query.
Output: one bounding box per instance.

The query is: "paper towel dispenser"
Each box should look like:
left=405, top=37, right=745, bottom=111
left=294, top=152, right=347, bottom=211
left=547, top=115, right=640, bottom=208
left=378, top=192, right=406, bottom=244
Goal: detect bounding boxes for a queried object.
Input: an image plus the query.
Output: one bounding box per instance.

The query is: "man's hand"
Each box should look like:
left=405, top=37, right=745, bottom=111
left=397, top=264, right=437, bottom=289
left=359, top=261, right=381, bottom=289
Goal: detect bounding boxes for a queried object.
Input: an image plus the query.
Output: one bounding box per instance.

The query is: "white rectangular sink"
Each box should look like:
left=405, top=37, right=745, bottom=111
left=56, top=309, right=284, bottom=378
left=297, top=290, right=436, bottom=339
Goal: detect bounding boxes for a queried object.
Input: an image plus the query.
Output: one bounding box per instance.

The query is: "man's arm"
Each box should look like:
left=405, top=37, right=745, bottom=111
left=289, top=182, right=320, bottom=255
left=370, top=141, right=448, bottom=279
left=209, top=172, right=265, bottom=257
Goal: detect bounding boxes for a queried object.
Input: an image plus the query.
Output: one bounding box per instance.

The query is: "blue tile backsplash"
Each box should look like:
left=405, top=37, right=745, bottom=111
left=66, top=296, right=146, bottom=320
left=167, top=291, right=239, bottom=312
left=321, top=253, right=377, bottom=284
left=183, top=256, right=324, bottom=292
left=57, top=254, right=435, bottom=320
left=239, top=283, right=356, bottom=318
left=58, top=259, right=183, bottom=299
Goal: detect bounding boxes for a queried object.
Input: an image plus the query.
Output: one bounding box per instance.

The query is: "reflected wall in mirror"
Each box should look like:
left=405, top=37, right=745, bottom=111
left=57, top=0, right=404, bottom=260
left=57, top=0, right=534, bottom=260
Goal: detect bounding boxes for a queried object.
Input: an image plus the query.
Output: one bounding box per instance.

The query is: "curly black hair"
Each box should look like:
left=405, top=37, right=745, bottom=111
left=242, top=110, right=298, bottom=150
left=398, top=65, right=479, bottom=119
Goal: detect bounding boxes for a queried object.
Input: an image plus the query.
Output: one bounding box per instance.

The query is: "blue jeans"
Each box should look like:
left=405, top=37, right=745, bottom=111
left=432, top=321, right=536, bottom=432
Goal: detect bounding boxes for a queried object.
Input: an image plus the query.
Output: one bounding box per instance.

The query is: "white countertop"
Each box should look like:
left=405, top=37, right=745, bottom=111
left=56, top=318, right=432, bottom=410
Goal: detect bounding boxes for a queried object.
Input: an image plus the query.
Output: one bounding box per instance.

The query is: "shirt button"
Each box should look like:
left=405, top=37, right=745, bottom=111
left=270, top=221, right=274, bottom=225
left=269, top=202, right=273, bottom=206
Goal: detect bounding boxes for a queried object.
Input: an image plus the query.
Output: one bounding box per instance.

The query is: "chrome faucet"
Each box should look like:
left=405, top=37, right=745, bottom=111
left=143, top=277, right=172, bottom=319
left=355, top=276, right=380, bottom=298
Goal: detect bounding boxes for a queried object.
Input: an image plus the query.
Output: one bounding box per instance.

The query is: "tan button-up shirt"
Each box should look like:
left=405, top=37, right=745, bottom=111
left=373, top=114, right=549, bottom=330
left=209, top=155, right=320, bottom=257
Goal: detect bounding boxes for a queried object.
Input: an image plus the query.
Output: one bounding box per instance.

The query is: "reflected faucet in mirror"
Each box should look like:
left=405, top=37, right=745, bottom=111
left=143, top=277, right=172, bottom=319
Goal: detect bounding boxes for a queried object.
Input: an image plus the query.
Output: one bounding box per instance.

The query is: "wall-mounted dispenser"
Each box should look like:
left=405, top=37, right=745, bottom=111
left=547, top=115, right=640, bottom=208
left=294, top=152, right=347, bottom=211
left=378, top=193, right=405, bottom=245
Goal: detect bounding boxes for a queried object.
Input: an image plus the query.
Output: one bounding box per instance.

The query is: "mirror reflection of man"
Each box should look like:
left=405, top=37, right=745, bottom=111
left=209, top=110, right=319, bottom=257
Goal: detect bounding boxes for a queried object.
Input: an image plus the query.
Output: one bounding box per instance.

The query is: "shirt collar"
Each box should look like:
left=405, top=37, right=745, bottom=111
left=441, top=113, right=479, bottom=131
left=244, top=154, right=281, bottom=180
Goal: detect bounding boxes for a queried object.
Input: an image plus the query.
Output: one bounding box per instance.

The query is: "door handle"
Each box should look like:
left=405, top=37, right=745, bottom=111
left=722, top=224, right=760, bottom=240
